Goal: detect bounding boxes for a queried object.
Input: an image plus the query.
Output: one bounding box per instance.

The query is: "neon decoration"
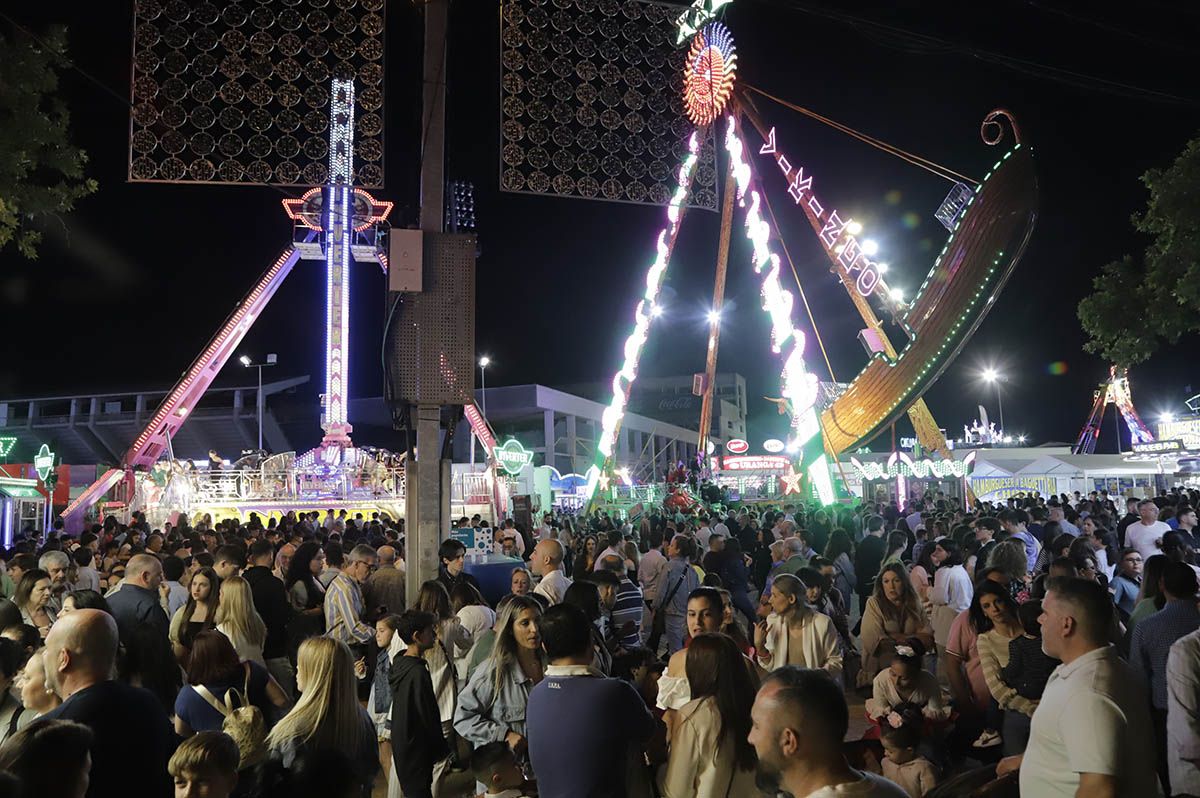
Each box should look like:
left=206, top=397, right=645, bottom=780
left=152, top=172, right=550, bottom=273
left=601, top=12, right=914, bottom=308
left=322, top=78, right=355, bottom=444
left=725, top=116, right=835, bottom=505
left=125, top=245, right=302, bottom=468
left=1073, top=366, right=1153, bottom=454
left=674, top=0, right=735, bottom=44
left=779, top=465, right=804, bottom=495
left=725, top=438, right=749, bottom=454
left=464, top=403, right=497, bottom=456
left=758, top=126, right=897, bottom=306
left=0, top=438, right=14, bottom=458
left=587, top=132, right=702, bottom=502
left=722, top=455, right=790, bottom=471
left=34, top=445, right=55, bottom=482
left=283, top=188, right=393, bottom=234
left=850, top=450, right=977, bottom=481
left=493, top=439, right=534, bottom=476
left=684, top=23, right=737, bottom=127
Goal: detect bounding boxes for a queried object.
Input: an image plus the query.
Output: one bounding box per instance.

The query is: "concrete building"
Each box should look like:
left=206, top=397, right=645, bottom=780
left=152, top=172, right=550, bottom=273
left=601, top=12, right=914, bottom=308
left=559, top=372, right=748, bottom=442
left=448, top=383, right=701, bottom=480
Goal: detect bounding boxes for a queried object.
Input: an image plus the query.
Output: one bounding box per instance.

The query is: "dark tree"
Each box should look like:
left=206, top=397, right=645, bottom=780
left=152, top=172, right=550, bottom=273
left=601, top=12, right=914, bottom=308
left=0, top=25, right=97, bottom=259
left=1079, top=134, right=1200, bottom=367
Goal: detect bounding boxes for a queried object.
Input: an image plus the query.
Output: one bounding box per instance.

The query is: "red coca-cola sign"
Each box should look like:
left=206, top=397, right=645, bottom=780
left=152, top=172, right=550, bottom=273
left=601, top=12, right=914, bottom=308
left=726, top=438, right=749, bottom=454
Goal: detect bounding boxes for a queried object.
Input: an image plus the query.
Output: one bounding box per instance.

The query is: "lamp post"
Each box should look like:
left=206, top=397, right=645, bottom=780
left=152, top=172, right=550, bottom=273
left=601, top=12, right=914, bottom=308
left=982, top=368, right=1005, bottom=437
left=474, top=356, right=491, bottom=465
left=240, top=353, right=277, bottom=451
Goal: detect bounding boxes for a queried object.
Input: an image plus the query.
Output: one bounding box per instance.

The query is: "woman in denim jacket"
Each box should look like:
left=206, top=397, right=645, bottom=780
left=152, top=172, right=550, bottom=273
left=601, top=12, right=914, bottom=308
left=453, top=595, right=544, bottom=768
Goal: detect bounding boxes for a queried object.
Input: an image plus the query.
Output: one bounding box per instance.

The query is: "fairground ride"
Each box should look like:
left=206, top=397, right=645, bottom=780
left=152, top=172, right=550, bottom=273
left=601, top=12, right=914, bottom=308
left=1073, top=366, right=1155, bottom=455
left=585, top=0, right=1038, bottom=508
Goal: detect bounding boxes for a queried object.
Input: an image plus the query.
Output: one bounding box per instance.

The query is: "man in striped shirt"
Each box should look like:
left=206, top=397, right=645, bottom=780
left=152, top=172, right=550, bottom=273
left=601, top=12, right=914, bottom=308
left=600, top=555, right=644, bottom=649
left=324, top=544, right=378, bottom=647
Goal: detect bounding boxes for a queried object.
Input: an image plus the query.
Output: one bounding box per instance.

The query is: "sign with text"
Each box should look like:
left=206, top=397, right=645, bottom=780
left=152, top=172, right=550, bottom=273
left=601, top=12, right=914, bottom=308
left=721, top=455, right=790, bottom=472
left=493, top=439, right=534, bottom=476
left=1131, top=439, right=1184, bottom=454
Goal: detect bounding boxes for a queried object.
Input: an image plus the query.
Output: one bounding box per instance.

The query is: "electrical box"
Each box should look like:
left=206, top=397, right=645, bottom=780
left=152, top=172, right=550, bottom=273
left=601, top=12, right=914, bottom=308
left=388, top=229, right=424, bottom=293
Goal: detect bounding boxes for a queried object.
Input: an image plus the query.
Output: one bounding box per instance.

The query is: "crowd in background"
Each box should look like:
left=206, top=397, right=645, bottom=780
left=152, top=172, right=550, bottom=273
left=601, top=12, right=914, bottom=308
left=0, top=486, right=1196, bottom=798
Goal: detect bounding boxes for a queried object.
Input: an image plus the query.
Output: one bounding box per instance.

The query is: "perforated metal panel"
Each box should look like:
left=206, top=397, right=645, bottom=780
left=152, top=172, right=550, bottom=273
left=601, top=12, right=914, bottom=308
left=386, top=232, right=476, bottom=405
left=128, top=0, right=386, bottom=187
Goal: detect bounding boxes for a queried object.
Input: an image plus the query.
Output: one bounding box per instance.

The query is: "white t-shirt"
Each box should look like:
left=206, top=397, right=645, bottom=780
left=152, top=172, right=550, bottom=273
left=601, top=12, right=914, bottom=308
left=1019, top=646, right=1157, bottom=798
left=801, top=770, right=908, bottom=797
left=712, top=522, right=730, bottom=540
left=1126, top=520, right=1171, bottom=561
left=533, top=568, right=572, bottom=605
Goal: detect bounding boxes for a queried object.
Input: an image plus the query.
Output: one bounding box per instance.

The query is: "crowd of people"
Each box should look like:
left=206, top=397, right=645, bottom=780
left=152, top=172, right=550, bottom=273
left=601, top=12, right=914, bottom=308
left=0, top=488, right=1196, bottom=798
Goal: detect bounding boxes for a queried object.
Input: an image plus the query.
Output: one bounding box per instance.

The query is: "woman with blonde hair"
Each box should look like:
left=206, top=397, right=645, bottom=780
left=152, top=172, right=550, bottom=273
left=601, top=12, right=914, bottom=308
left=454, top=595, right=544, bottom=764
left=214, top=576, right=267, bottom=666
left=753, top=574, right=843, bottom=681
left=266, top=637, right=377, bottom=795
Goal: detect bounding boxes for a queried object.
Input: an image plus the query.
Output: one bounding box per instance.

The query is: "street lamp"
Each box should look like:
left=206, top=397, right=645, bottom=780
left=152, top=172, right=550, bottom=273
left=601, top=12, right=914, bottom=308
left=240, top=353, right=277, bottom=450
left=474, top=356, right=491, bottom=465
left=981, top=368, right=1005, bottom=435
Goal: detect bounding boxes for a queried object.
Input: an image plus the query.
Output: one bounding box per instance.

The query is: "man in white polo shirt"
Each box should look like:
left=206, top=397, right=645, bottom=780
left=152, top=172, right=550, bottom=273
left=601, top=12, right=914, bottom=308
left=997, top=576, right=1156, bottom=798
left=1126, top=499, right=1172, bottom=562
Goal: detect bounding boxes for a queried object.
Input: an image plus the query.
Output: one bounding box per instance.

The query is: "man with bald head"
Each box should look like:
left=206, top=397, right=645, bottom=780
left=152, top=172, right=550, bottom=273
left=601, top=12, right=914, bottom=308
left=44, top=609, right=175, bottom=797
left=365, top=544, right=406, bottom=618
left=106, top=553, right=169, bottom=643
left=748, top=667, right=906, bottom=797
left=532, top=538, right=572, bottom=606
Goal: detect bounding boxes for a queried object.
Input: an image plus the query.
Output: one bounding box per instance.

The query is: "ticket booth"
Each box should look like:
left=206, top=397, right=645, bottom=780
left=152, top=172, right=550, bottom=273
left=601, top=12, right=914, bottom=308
left=0, top=477, right=46, bottom=546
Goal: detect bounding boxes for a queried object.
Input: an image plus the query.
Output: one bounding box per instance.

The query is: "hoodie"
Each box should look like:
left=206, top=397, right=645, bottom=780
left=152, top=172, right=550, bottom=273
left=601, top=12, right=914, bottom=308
left=389, top=653, right=450, bottom=785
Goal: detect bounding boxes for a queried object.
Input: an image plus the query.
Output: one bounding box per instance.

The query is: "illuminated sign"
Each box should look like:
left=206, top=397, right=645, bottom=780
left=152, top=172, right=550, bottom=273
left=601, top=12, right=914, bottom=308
left=850, top=450, right=976, bottom=480
left=779, top=465, right=804, bottom=494
left=1131, top=439, right=1184, bottom=454
left=493, top=439, right=534, bottom=476
left=722, top=455, right=790, bottom=472
left=34, top=444, right=55, bottom=482
left=0, top=438, right=14, bottom=458
left=1157, top=419, right=1200, bottom=449
left=763, top=438, right=785, bottom=453
left=726, top=438, right=749, bottom=454
left=971, top=475, right=1058, bottom=502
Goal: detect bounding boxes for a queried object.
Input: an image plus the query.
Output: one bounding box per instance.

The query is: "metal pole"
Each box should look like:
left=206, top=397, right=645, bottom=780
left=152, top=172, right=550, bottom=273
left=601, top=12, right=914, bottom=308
left=257, top=365, right=264, bottom=450
left=481, top=365, right=488, bottom=417
left=996, top=381, right=1005, bottom=434
left=697, top=158, right=737, bottom=455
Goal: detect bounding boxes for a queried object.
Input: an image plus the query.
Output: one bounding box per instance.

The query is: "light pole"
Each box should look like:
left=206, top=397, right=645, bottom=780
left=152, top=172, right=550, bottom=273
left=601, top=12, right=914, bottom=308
left=982, top=368, right=1005, bottom=436
left=474, top=356, right=491, bottom=465
left=240, top=353, right=277, bottom=451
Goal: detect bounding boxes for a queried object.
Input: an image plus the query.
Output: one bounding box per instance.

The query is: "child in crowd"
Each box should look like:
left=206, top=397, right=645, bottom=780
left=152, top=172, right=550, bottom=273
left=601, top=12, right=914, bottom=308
left=388, top=610, right=450, bottom=798
left=998, top=600, right=1059, bottom=752
left=879, top=718, right=939, bottom=798
left=613, top=648, right=667, bottom=717
left=360, top=614, right=399, bottom=781
left=169, top=730, right=241, bottom=798
left=472, top=741, right=536, bottom=798
left=1000, top=600, right=1059, bottom=702
left=865, top=639, right=950, bottom=724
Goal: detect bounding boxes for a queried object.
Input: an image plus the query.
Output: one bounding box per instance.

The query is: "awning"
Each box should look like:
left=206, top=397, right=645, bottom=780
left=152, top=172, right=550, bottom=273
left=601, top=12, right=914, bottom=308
left=0, top=485, right=43, bottom=500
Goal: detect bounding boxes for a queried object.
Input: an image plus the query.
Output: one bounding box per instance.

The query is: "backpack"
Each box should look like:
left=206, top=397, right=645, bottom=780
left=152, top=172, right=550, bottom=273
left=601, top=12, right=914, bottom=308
left=194, top=663, right=267, bottom=767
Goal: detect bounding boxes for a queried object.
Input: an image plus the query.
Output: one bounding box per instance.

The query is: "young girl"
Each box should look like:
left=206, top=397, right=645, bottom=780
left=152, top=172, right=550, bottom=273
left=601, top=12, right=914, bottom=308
left=879, top=714, right=939, bottom=798
left=998, top=600, right=1058, bottom=753
left=358, top=614, right=400, bottom=782
left=865, top=639, right=949, bottom=724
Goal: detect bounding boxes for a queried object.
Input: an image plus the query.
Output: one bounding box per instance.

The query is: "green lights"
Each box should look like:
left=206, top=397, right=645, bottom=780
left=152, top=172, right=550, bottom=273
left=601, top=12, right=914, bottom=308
left=0, top=438, right=14, bottom=458
left=34, top=444, right=55, bottom=483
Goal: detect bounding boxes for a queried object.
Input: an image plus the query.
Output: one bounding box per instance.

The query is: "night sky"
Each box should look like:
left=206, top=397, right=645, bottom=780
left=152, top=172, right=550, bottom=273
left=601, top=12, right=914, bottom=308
left=2, top=1, right=1198, bottom=455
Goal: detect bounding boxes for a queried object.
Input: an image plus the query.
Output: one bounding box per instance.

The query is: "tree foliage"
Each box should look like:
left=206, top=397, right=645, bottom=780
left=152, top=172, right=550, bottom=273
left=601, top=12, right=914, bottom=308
left=1078, top=134, right=1200, bottom=367
left=0, top=25, right=97, bottom=259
